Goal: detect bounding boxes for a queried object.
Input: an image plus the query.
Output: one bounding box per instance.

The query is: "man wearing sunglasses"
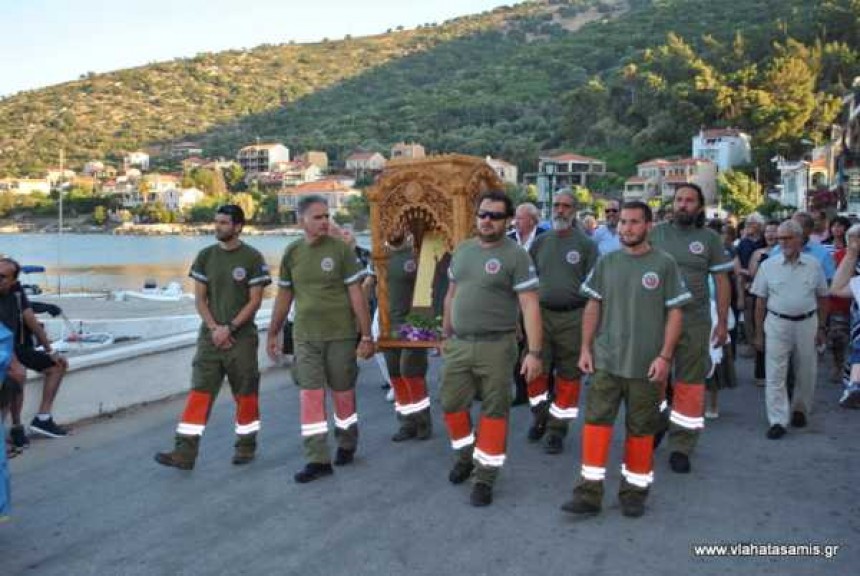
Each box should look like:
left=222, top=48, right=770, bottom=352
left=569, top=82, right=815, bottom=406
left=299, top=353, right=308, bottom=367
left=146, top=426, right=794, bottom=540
left=592, top=200, right=622, bottom=255
left=155, top=204, right=271, bottom=470
left=523, top=190, right=597, bottom=455
left=441, top=190, right=542, bottom=507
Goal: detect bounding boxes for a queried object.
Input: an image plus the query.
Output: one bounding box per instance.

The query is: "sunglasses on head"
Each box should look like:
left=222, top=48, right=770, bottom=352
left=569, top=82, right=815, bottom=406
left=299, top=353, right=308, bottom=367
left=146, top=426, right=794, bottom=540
left=477, top=210, right=508, bottom=221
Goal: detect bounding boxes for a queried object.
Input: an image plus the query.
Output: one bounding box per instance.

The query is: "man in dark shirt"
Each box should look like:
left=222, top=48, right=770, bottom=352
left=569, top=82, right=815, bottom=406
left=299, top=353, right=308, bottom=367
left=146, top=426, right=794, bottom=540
left=0, top=257, right=70, bottom=448
left=735, top=213, right=766, bottom=356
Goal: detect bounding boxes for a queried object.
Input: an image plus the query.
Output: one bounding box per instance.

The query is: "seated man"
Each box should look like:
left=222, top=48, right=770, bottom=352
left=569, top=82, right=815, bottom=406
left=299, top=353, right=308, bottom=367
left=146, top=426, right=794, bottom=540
left=0, top=258, right=69, bottom=448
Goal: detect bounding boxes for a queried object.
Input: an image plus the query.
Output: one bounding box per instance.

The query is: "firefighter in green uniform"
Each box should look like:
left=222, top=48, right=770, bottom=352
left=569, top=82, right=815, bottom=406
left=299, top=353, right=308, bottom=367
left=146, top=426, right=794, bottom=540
left=367, top=225, right=432, bottom=441
left=441, top=190, right=543, bottom=507
left=649, top=183, right=731, bottom=474
left=524, top=190, right=597, bottom=454
left=155, top=204, right=271, bottom=470
left=562, top=201, right=691, bottom=517
left=267, top=194, right=373, bottom=484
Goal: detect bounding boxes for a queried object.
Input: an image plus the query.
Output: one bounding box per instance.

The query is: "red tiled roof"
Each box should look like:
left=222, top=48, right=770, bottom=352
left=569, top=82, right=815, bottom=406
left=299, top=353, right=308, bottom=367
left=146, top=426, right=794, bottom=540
left=292, top=180, right=352, bottom=193
left=667, top=157, right=712, bottom=166
left=625, top=176, right=649, bottom=184
left=638, top=158, right=670, bottom=167
left=544, top=152, right=603, bottom=163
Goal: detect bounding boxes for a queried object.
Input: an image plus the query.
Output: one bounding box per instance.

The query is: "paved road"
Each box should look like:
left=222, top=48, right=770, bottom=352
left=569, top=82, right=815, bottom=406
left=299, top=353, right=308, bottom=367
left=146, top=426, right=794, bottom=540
left=3, top=354, right=858, bottom=575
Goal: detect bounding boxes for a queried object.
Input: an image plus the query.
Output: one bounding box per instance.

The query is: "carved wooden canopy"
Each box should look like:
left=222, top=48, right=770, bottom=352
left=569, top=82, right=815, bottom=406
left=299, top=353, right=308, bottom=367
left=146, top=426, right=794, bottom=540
left=366, top=154, right=504, bottom=348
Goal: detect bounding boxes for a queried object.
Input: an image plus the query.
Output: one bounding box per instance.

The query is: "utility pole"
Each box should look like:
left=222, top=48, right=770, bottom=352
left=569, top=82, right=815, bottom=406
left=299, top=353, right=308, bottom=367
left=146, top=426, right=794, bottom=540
left=57, top=148, right=64, bottom=295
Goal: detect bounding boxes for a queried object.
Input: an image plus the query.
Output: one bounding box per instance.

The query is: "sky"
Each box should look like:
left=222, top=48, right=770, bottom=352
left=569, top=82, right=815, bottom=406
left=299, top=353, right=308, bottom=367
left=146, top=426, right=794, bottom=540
left=0, top=0, right=511, bottom=97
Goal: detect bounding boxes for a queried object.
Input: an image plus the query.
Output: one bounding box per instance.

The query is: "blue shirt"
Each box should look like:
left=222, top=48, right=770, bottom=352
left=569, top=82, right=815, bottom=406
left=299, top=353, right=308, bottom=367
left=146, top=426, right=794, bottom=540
left=592, top=225, right=621, bottom=255
left=770, top=241, right=835, bottom=281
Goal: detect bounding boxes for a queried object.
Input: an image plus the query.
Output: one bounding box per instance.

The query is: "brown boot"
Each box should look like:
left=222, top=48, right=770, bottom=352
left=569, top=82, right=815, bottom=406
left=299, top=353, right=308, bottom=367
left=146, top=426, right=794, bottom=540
left=232, top=434, right=256, bottom=465
left=154, top=435, right=198, bottom=470
left=415, top=410, right=433, bottom=441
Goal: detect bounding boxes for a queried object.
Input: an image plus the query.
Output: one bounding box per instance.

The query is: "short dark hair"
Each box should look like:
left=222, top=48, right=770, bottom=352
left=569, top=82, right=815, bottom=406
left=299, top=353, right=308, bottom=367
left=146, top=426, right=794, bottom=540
left=621, top=201, right=653, bottom=222
left=0, top=257, right=20, bottom=278
left=831, top=215, right=851, bottom=232
left=477, top=190, right=514, bottom=218
left=297, top=194, right=328, bottom=217
left=216, top=204, right=245, bottom=225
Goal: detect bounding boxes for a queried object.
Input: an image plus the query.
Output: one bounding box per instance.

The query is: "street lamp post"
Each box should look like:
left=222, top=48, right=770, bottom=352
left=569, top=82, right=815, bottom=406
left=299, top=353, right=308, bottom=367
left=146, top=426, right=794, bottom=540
left=545, top=162, right=556, bottom=221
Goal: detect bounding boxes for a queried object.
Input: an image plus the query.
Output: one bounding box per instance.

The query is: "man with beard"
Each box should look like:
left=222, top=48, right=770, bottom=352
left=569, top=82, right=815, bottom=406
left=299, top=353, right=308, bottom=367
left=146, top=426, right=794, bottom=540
left=562, top=201, right=690, bottom=518
left=441, top=190, right=543, bottom=507
left=267, top=195, right=373, bottom=483
left=155, top=204, right=271, bottom=470
left=523, top=190, right=597, bottom=454
left=650, top=184, right=732, bottom=474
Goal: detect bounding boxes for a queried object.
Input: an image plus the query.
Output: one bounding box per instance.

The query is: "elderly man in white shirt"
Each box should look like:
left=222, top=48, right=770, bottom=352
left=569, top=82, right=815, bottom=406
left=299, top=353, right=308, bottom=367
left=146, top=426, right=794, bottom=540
left=751, top=220, right=829, bottom=439
left=509, top=202, right=541, bottom=250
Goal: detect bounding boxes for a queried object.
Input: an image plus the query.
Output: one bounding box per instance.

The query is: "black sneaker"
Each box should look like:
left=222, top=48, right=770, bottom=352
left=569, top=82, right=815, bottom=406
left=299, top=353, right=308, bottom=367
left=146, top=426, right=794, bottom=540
left=669, top=451, right=691, bottom=474
left=766, top=424, right=786, bottom=439
left=470, top=483, right=493, bottom=507
left=29, top=417, right=68, bottom=438
left=333, top=447, right=355, bottom=466
left=391, top=425, right=417, bottom=443
left=448, top=460, right=475, bottom=484
left=294, top=462, right=333, bottom=483
left=543, top=434, right=564, bottom=455
left=9, top=425, right=29, bottom=449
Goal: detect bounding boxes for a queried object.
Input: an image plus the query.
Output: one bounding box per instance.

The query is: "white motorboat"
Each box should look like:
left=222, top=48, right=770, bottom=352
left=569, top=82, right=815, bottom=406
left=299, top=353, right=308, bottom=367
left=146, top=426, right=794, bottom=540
left=115, top=281, right=194, bottom=302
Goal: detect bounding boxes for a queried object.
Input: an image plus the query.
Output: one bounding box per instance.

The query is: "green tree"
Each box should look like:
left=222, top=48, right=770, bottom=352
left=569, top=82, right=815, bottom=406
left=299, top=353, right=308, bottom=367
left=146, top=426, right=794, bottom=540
left=222, top=164, right=246, bottom=192
left=230, top=192, right=257, bottom=222
left=718, top=170, right=761, bottom=216
left=345, top=193, right=369, bottom=231
left=92, top=205, right=107, bottom=225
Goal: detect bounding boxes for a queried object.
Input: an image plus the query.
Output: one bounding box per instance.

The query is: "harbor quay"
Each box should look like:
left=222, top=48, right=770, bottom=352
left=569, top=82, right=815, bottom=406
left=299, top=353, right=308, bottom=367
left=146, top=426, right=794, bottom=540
left=3, top=348, right=858, bottom=575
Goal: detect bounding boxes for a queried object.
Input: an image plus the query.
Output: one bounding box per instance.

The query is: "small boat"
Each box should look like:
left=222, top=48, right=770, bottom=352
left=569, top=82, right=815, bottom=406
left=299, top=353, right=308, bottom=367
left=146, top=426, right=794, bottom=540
left=52, top=331, right=115, bottom=354
left=20, top=265, right=46, bottom=296
left=115, top=281, right=194, bottom=302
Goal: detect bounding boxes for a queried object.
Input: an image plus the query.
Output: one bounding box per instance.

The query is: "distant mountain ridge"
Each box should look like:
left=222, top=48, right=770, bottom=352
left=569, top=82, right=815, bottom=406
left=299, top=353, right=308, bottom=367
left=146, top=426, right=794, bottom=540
left=1, top=0, right=857, bottom=180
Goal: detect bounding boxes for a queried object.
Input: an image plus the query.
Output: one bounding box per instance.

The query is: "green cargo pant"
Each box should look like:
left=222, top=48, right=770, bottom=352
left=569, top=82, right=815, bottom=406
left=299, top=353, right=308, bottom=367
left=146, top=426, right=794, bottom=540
left=574, top=370, right=660, bottom=505
left=440, top=334, right=516, bottom=486
left=294, top=339, right=359, bottom=464
left=539, top=308, right=583, bottom=438
left=668, top=321, right=710, bottom=456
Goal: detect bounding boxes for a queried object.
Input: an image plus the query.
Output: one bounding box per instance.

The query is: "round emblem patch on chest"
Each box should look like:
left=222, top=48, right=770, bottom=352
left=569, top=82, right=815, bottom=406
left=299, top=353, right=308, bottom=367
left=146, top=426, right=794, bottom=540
left=232, top=267, right=247, bottom=281
left=321, top=257, right=335, bottom=272
left=689, top=241, right=705, bottom=255
left=485, top=258, right=502, bottom=275
left=642, top=272, right=661, bottom=290
left=403, top=259, right=417, bottom=273
left=565, top=250, right=581, bottom=265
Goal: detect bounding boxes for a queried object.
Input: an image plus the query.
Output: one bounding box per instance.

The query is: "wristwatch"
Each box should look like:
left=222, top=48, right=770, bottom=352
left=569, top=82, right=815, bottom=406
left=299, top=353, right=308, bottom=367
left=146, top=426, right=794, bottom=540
left=528, top=349, right=542, bottom=358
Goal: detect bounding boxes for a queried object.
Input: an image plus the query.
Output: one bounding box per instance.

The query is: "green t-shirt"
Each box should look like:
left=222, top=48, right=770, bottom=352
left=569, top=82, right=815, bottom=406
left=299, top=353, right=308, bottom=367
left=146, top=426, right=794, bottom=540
left=278, top=235, right=366, bottom=341
left=649, top=222, right=732, bottom=325
left=449, top=237, right=538, bottom=337
left=581, top=248, right=692, bottom=379
left=189, top=242, right=271, bottom=338
left=529, top=228, right=597, bottom=308
left=386, top=246, right=418, bottom=326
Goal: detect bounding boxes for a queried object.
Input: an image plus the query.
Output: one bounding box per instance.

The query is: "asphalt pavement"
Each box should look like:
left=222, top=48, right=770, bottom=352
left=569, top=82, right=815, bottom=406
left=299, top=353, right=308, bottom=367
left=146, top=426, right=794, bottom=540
left=2, top=353, right=858, bottom=575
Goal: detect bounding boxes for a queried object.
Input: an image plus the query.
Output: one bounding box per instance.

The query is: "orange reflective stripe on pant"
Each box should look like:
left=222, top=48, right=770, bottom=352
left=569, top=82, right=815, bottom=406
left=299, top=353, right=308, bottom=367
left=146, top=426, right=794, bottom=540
left=474, top=416, right=507, bottom=467
left=549, top=377, right=580, bottom=419
left=580, top=423, right=612, bottom=481
left=527, top=374, right=549, bottom=407
left=234, top=394, right=260, bottom=435
left=403, top=377, right=430, bottom=413
left=621, top=434, right=654, bottom=488
left=444, top=411, right=474, bottom=449
left=300, top=389, right=328, bottom=437
left=391, top=377, right=411, bottom=415
left=670, top=381, right=705, bottom=430
left=333, top=390, right=358, bottom=429
left=177, top=390, right=212, bottom=436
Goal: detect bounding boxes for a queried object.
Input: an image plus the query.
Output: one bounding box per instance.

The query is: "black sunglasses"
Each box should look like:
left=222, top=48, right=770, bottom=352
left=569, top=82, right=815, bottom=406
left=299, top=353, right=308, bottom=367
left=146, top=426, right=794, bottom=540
left=477, top=210, right=508, bottom=221
left=605, top=209, right=619, bottom=213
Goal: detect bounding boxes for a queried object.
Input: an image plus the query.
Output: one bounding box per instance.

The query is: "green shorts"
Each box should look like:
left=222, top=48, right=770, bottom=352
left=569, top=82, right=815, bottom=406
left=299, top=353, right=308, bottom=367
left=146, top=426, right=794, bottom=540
left=674, top=322, right=711, bottom=384
left=294, top=339, right=358, bottom=391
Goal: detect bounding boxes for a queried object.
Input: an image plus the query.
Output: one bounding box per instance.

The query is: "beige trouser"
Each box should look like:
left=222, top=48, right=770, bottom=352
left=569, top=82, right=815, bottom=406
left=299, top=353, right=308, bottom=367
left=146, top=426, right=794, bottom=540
left=764, top=314, right=817, bottom=426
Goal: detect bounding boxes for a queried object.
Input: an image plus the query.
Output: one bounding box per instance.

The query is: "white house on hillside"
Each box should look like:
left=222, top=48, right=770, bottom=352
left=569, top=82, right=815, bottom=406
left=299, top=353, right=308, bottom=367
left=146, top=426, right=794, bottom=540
left=125, top=150, right=150, bottom=171
left=345, top=151, right=386, bottom=172
left=486, top=156, right=518, bottom=185
left=624, top=157, right=717, bottom=204
left=692, top=128, right=752, bottom=171
left=237, top=143, right=290, bottom=174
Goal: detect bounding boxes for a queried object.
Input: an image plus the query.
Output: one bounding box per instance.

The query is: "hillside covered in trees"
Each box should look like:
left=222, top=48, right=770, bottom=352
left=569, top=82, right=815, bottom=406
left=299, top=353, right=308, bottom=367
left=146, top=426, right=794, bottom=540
left=1, top=0, right=859, bottom=182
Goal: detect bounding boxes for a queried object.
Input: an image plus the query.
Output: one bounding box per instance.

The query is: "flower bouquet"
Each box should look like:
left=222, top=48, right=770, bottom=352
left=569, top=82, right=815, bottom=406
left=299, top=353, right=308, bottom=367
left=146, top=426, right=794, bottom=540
left=396, top=313, right=442, bottom=342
